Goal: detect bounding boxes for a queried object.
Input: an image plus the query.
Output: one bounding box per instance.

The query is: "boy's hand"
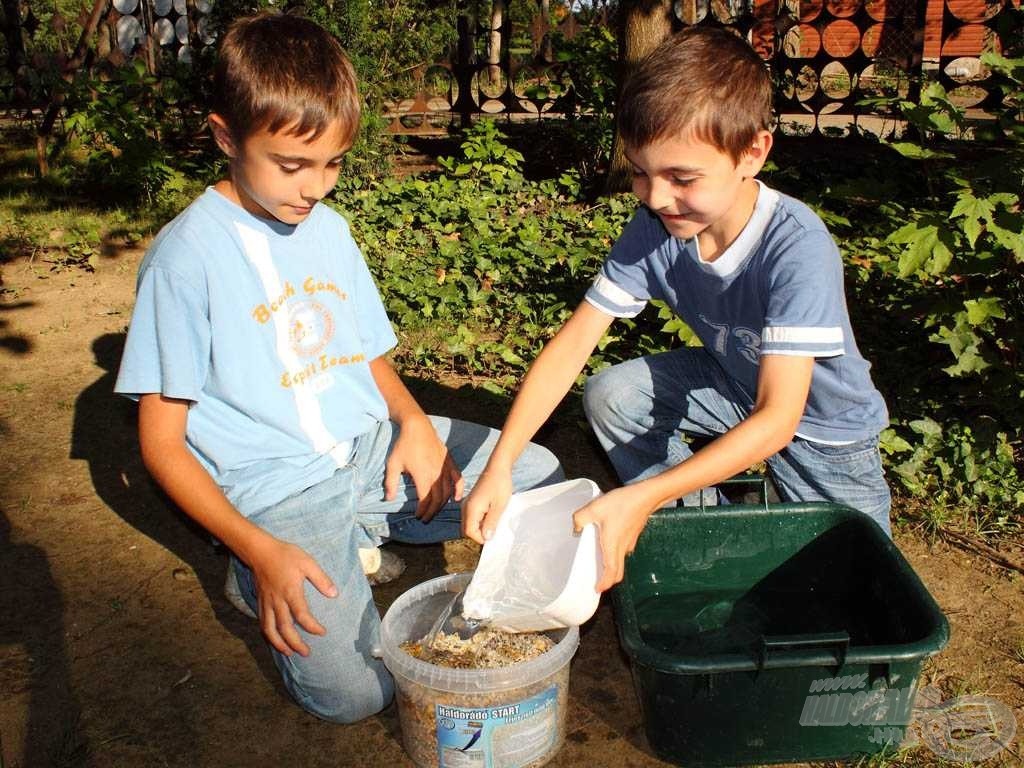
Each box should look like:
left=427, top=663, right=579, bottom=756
left=573, top=485, right=656, bottom=592
left=250, top=538, right=338, bottom=657
left=461, top=466, right=513, bottom=544
left=385, top=414, right=464, bottom=522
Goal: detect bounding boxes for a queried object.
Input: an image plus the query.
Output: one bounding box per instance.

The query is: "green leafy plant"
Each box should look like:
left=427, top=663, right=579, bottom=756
left=63, top=61, right=185, bottom=203
left=833, top=29, right=1024, bottom=525
left=333, top=119, right=632, bottom=390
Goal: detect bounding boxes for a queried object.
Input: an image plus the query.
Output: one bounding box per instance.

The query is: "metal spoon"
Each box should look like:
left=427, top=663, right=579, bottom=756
left=422, top=586, right=485, bottom=645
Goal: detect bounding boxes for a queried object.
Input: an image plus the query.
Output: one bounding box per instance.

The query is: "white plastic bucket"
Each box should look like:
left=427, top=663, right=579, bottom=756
left=379, top=573, right=579, bottom=768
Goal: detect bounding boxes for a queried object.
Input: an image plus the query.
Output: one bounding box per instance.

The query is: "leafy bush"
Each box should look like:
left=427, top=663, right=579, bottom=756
left=553, top=24, right=618, bottom=186
left=51, top=43, right=221, bottom=204
left=818, top=31, right=1024, bottom=523
left=332, top=120, right=633, bottom=392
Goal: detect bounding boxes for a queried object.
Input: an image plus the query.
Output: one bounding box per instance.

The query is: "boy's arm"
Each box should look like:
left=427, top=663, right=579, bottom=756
left=575, top=353, right=814, bottom=590
left=137, top=394, right=338, bottom=657
left=368, top=356, right=464, bottom=522
left=462, top=301, right=615, bottom=543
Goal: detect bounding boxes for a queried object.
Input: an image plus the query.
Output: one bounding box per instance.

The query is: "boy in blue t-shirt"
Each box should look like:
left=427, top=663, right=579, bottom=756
left=114, top=13, right=561, bottom=723
left=462, top=27, right=890, bottom=590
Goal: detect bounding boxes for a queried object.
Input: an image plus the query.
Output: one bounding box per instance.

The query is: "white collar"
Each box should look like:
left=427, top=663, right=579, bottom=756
left=691, top=180, right=779, bottom=277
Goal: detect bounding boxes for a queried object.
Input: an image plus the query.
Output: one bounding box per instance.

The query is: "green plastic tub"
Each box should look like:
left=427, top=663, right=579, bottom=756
left=611, top=501, right=949, bottom=767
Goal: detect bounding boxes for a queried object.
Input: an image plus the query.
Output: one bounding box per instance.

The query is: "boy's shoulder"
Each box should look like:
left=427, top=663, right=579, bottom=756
left=142, top=188, right=239, bottom=275
left=759, top=186, right=834, bottom=249
left=142, top=191, right=352, bottom=278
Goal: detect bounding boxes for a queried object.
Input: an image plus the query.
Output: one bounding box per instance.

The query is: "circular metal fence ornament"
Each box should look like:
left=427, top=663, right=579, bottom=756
left=178, top=44, right=193, bottom=63
left=115, top=14, right=144, bottom=54
left=153, top=0, right=172, bottom=16
left=173, top=0, right=187, bottom=15
left=112, top=0, right=139, bottom=14
left=197, top=16, right=216, bottom=44
left=196, top=0, right=213, bottom=13
left=175, top=16, right=189, bottom=43
left=154, top=17, right=175, bottom=45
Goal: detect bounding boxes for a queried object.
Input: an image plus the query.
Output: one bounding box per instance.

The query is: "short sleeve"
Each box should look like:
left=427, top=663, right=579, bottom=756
left=761, top=231, right=846, bottom=358
left=584, top=208, right=668, bottom=317
left=114, top=265, right=212, bottom=401
left=585, top=273, right=647, bottom=318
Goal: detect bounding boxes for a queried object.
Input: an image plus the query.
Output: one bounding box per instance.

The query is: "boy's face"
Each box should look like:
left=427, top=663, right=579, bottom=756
left=210, top=115, right=349, bottom=225
left=626, top=130, right=771, bottom=248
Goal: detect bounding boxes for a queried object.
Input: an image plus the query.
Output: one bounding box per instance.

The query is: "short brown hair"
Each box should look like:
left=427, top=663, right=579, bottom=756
left=212, top=12, right=360, bottom=145
left=617, top=26, right=773, bottom=163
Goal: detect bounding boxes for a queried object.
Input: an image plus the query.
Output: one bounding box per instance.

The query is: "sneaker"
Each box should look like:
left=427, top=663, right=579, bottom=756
left=224, top=564, right=257, bottom=619
left=364, top=548, right=406, bottom=586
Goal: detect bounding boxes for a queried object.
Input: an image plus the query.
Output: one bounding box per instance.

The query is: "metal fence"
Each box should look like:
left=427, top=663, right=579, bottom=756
left=382, top=0, right=1020, bottom=136
left=2, top=0, right=1017, bottom=134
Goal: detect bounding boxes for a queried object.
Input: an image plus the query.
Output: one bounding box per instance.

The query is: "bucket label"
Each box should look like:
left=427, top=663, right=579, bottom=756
left=435, top=685, right=559, bottom=768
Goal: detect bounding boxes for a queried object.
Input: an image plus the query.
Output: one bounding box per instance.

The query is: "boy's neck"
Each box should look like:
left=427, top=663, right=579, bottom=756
left=697, top=178, right=760, bottom=263
left=213, top=178, right=276, bottom=223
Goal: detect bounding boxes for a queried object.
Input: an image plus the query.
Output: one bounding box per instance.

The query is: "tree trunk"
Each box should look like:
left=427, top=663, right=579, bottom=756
left=605, top=0, right=673, bottom=193
left=537, top=0, right=552, bottom=62
left=35, top=0, right=110, bottom=175
left=1, top=0, right=27, bottom=89
left=488, top=0, right=505, bottom=86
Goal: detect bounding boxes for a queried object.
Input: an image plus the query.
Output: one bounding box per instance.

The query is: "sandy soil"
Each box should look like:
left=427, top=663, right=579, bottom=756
left=1, top=245, right=1022, bottom=767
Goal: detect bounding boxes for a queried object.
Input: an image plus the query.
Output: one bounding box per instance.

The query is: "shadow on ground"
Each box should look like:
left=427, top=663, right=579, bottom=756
left=0, top=507, right=86, bottom=765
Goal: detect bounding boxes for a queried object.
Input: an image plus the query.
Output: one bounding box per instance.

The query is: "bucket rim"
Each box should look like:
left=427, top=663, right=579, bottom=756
left=380, top=573, right=580, bottom=694
left=611, top=503, right=950, bottom=675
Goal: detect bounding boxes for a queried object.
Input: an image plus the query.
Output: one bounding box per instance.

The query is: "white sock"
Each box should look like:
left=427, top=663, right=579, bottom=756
left=358, top=547, right=381, bottom=575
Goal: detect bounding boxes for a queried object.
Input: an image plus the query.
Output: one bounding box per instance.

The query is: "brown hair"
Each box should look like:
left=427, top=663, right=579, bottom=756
left=212, top=12, right=360, bottom=145
left=617, top=26, right=773, bottom=163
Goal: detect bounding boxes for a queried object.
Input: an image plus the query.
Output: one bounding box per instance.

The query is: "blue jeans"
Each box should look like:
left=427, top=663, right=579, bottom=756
left=582, top=347, right=891, bottom=535
left=230, top=416, right=563, bottom=723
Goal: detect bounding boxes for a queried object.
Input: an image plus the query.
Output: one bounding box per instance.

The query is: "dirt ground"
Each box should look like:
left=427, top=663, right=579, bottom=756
left=1, top=243, right=1023, bottom=768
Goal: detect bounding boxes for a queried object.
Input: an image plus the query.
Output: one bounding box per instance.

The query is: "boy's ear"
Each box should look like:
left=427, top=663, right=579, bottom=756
left=740, top=130, right=774, bottom=178
left=208, top=113, right=238, bottom=158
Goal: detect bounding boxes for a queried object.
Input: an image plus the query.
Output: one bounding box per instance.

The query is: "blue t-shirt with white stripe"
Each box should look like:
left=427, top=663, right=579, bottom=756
left=585, top=182, right=888, bottom=444
left=115, top=188, right=397, bottom=515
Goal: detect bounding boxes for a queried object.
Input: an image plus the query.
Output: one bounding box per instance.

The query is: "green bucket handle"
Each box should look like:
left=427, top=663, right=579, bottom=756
left=758, top=631, right=850, bottom=670
left=704, top=473, right=771, bottom=512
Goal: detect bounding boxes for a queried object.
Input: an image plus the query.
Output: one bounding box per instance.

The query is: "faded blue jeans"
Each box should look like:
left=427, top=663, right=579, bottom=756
left=230, top=416, right=563, bottom=723
left=582, top=348, right=892, bottom=535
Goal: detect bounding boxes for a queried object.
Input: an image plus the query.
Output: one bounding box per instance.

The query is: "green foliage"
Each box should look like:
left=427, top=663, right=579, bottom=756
left=824, top=53, right=1024, bottom=524
left=982, top=7, right=1024, bottom=140
left=886, top=420, right=1024, bottom=527
left=331, top=119, right=633, bottom=390
left=437, top=120, right=525, bottom=188
left=552, top=24, right=618, bottom=183
left=63, top=61, right=178, bottom=203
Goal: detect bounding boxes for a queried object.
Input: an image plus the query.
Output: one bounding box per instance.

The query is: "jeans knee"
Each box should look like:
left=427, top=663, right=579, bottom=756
left=282, top=656, right=394, bottom=724
left=583, top=366, right=624, bottom=429
left=296, top=674, right=394, bottom=724
left=523, top=442, right=564, bottom=485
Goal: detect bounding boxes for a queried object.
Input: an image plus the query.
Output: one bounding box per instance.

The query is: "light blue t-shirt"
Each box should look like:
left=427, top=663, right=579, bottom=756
left=585, top=182, right=888, bottom=444
left=115, top=188, right=398, bottom=515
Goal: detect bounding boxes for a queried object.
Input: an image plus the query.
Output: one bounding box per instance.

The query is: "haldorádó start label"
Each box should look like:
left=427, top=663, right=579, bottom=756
left=434, top=685, right=559, bottom=767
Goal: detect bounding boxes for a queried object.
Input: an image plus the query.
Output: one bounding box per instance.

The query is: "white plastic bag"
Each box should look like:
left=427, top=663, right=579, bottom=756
left=462, top=478, right=603, bottom=632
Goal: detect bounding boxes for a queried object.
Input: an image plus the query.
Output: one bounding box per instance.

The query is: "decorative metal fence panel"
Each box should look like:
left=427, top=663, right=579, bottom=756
left=1, top=0, right=1017, bottom=131
left=382, top=0, right=1020, bottom=136
left=102, top=0, right=217, bottom=66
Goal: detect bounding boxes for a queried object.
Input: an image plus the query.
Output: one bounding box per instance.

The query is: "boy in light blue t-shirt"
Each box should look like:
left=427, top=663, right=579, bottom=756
left=462, top=27, right=891, bottom=589
left=114, top=13, right=561, bottom=723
